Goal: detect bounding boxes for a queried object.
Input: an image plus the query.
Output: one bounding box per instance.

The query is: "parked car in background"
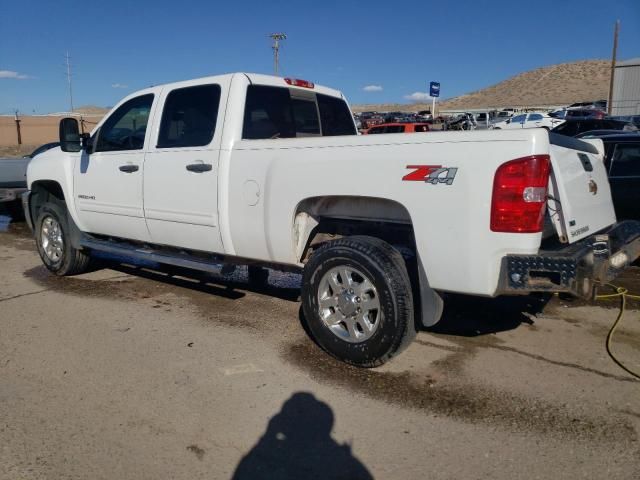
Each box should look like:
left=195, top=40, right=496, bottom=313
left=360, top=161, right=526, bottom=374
left=359, top=114, right=385, bottom=130
left=445, top=113, right=476, bottom=131
left=381, top=112, right=402, bottom=123
left=565, top=108, right=606, bottom=120
left=364, top=122, right=430, bottom=134
left=575, top=130, right=633, bottom=139
left=551, top=119, right=637, bottom=137
left=578, top=132, right=640, bottom=220
left=491, top=112, right=563, bottom=130
left=610, top=115, right=640, bottom=128
left=416, top=110, right=432, bottom=121
left=568, top=100, right=607, bottom=110
left=474, top=112, right=492, bottom=129
left=1, top=142, right=60, bottom=204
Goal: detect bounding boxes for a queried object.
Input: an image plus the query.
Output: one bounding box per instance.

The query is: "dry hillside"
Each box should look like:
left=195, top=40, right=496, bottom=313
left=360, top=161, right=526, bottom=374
left=353, top=59, right=611, bottom=112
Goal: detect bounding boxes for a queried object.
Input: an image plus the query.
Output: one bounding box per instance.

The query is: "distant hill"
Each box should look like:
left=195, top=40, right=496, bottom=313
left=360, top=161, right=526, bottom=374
left=74, top=105, right=110, bottom=115
left=353, top=59, right=611, bottom=112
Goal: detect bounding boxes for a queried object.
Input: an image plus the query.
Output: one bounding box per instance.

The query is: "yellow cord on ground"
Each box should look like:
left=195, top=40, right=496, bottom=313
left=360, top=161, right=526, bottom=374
left=594, top=283, right=640, bottom=380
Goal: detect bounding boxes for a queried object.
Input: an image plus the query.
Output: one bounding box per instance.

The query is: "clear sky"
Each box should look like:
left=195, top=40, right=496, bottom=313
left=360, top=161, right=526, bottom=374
left=1, top=0, right=639, bottom=114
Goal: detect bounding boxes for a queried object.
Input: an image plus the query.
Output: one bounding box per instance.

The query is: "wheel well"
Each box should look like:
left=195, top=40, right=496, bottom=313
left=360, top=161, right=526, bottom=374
left=30, top=181, right=66, bottom=223
left=294, top=196, right=443, bottom=329
left=293, top=196, right=416, bottom=264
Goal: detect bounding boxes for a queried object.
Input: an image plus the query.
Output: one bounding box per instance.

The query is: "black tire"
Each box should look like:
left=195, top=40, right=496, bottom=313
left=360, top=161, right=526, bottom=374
left=248, top=265, right=269, bottom=287
left=35, top=201, right=91, bottom=276
left=301, top=236, right=415, bottom=367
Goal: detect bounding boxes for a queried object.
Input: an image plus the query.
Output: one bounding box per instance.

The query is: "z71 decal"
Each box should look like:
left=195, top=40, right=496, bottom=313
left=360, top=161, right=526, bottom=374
left=403, top=165, right=458, bottom=185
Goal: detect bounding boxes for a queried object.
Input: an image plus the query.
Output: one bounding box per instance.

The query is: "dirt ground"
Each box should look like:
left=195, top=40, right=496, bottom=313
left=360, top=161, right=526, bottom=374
left=0, top=114, right=103, bottom=150
left=0, top=210, right=639, bottom=479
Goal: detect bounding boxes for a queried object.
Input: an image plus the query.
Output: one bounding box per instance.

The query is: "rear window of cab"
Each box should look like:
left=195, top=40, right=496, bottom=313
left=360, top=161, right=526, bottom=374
left=242, top=85, right=356, bottom=139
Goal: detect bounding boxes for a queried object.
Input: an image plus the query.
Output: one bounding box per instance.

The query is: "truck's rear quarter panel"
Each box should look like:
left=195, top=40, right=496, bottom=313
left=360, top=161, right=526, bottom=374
left=226, top=129, right=551, bottom=296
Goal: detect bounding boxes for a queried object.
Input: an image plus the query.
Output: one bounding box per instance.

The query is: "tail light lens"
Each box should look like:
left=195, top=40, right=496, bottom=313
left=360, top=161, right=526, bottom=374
left=490, top=155, right=551, bottom=233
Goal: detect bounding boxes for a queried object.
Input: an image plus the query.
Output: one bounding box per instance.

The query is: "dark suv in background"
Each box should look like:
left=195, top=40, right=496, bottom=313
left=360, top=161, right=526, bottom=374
left=551, top=118, right=637, bottom=137
left=580, top=133, right=640, bottom=220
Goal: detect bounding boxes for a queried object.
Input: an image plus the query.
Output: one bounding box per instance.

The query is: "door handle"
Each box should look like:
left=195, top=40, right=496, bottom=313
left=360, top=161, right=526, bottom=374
left=119, top=164, right=139, bottom=173
left=186, top=163, right=212, bottom=173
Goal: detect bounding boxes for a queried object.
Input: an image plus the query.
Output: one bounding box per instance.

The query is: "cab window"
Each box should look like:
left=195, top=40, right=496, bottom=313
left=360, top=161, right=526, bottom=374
left=291, top=98, right=321, bottom=136
left=243, top=86, right=295, bottom=139
left=242, top=85, right=356, bottom=139
left=317, top=93, right=356, bottom=136
left=95, top=94, right=154, bottom=152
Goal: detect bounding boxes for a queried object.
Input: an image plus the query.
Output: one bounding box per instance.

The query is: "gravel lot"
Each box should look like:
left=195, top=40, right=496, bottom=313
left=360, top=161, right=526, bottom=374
left=1, top=212, right=639, bottom=479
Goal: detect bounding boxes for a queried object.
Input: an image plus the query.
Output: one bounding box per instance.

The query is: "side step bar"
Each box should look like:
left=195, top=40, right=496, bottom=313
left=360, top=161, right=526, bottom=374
left=80, top=237, right=226, bottom=275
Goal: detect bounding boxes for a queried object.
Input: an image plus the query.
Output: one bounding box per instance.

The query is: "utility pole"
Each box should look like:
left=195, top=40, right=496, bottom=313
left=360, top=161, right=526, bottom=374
left=607, top=20, right=619, bottom=116
left=269, top=33, right=287, bottom=75
left=65, top=51, right=74, bottom=112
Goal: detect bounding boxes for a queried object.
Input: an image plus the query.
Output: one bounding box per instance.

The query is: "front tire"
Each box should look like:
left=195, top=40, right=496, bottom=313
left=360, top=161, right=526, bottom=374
left=35, top=202, right=91, bottom=276
left=301, top=236, right=415, bottom=367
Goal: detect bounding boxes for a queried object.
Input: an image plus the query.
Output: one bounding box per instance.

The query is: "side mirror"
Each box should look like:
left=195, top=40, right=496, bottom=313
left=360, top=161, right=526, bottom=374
left=59, top=118, right=82, bottom=152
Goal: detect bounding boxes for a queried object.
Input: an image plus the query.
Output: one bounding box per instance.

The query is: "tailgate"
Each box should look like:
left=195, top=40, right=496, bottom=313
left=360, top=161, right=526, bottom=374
left=547, top=134, right=616, bottom=243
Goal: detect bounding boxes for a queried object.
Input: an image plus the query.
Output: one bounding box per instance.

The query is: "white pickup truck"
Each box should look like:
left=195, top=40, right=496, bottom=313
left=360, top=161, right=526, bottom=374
left=23, top=73, right=640, bottom=367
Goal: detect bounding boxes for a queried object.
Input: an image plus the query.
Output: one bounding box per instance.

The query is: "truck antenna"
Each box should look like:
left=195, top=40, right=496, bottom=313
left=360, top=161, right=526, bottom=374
left=268, top=33, right=287, bottom=76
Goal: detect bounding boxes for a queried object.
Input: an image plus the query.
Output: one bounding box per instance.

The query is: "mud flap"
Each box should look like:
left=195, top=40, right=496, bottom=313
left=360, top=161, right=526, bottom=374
left=417, top=253, right=444, bottom=327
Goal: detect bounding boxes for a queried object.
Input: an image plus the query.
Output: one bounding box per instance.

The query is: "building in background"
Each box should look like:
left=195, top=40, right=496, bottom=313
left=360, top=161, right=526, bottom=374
left=611, top=58, right=640, bottom=116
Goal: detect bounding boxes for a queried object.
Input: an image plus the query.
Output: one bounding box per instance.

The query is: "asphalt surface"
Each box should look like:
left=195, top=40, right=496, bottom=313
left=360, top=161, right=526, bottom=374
left=1, top=212, right=639, bottom=479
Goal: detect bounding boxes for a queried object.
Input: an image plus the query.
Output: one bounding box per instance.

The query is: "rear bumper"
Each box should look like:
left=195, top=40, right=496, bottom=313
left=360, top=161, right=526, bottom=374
left=498, top=220, right=640, bottom=299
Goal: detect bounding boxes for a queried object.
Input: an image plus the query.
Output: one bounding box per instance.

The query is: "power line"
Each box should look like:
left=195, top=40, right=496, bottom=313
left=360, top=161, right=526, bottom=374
left=268, top=33, right=287, bottom=75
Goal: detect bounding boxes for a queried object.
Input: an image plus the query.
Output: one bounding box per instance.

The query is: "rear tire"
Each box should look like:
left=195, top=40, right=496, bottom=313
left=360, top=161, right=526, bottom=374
left=301, top=236, right=415, bottom=367
left=35, top=202, right=91, bottom=276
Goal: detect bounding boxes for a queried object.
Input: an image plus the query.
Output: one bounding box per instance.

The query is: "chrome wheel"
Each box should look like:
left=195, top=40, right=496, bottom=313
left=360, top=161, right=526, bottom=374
left=40, top=216, right=64, bottom=262
left=317, top=266, right=381, bottom=343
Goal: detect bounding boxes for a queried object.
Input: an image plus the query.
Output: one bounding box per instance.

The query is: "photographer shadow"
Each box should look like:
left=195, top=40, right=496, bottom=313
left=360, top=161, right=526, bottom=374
left=232, top=392, right=373, bottom=480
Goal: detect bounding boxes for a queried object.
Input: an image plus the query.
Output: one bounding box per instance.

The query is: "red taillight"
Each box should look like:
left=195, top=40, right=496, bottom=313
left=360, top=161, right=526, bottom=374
left=284, top=78, right=315, bottom=89
left=490, top=155, right=551, bottom=233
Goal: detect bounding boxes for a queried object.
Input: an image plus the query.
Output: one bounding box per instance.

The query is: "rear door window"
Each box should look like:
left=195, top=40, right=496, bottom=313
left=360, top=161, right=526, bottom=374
left=157, top=84, right=221, bottom=148
left=609, top=144, right=640, bottom=177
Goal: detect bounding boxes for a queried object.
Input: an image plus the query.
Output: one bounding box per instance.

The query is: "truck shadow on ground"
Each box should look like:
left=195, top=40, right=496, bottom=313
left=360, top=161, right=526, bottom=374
left=231, top=392, right=373, bottom=480
left=425, top=292, right=552, bottom=337
left=101, top=260, right=302, bottom=302
left=0, top=203, right=24, bottom=232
